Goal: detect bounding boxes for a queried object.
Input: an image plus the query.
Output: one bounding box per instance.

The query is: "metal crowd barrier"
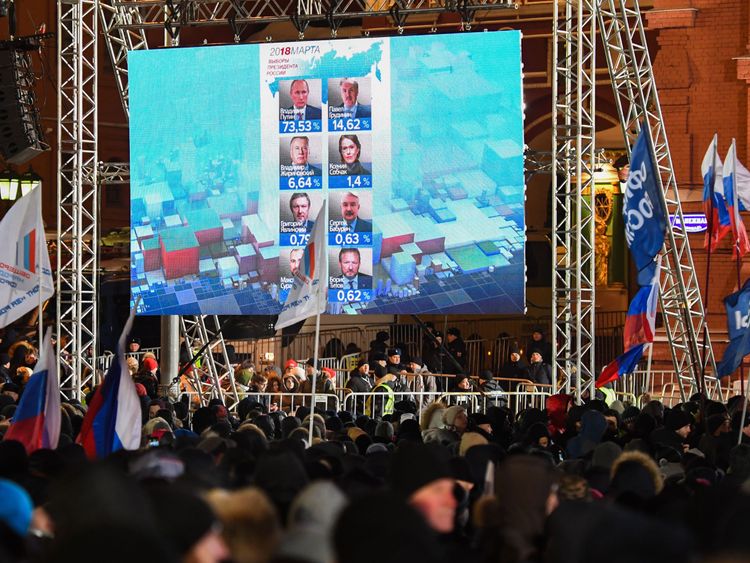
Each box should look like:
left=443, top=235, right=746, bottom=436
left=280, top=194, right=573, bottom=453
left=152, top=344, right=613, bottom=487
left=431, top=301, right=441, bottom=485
left=238, top=391, right=340, bottom=413
left=611, top=369, right=725, bottom=407
left=341, top=391, right=551, bottom=418
left=97, top=346, right=162, bottom=372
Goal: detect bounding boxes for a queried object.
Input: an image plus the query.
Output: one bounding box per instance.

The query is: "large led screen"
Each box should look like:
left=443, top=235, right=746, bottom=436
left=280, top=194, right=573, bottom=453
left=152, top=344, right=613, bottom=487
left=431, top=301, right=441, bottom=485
left=129, top=32, right=525, bottom=315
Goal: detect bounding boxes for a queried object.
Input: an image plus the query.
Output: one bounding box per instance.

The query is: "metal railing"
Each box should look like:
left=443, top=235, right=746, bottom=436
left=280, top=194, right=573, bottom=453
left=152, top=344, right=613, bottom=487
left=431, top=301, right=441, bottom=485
left=97, top=346, right=161, bottom=371
left=342, top=390, right=552, bottom=418
left=610, top=369, right=725, bottom=407
left=225, top=313, right=626, bottom=376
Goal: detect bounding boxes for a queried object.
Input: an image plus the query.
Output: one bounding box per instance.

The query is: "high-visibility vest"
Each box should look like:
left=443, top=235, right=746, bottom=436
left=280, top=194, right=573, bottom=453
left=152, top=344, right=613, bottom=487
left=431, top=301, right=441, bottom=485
left=366, top=383, right=394, bottom=417
left=600, top=386, right=616, bottom=406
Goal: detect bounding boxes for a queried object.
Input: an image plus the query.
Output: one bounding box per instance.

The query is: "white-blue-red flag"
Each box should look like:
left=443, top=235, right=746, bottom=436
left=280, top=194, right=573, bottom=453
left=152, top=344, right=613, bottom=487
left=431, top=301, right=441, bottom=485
left=3, top=328, right=60, bottom=453
left=597, top=259, right=661, bottom=387
left=76, top=305, right=142, bottom=459
left=723, top=139, right=750, bottom=259
left=702, top=134, right=732, bottom=250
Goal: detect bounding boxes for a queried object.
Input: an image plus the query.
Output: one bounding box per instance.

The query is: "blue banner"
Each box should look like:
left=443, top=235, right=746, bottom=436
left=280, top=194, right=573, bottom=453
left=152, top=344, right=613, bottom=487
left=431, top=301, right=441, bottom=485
left=717, top=278, right=750, bottom=377
left=717, top=327, right=750, bottom=377
left=623, top=127, right=667, bottom=285
left=724, top=279, right=750, bottom=341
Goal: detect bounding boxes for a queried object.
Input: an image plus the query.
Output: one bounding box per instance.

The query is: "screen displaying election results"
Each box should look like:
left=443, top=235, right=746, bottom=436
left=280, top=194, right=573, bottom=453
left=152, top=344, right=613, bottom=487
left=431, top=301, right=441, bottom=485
left=128, top=31, right=526, bottom=316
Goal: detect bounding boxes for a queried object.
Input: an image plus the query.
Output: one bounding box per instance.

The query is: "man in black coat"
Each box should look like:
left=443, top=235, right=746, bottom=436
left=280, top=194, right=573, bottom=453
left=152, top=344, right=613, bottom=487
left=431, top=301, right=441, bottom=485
left=500, top=345, right=529, bottom=390
left=346, top=359, right=373, bottom=392
left=527, top=351, right=552, bottom=386
left=346, top=359, right=372, bottom=413
left=444, top=328, right=467, bottom=375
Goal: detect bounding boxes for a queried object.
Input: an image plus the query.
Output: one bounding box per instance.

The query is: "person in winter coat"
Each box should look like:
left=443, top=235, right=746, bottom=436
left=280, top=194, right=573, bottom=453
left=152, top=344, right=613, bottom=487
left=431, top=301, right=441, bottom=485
left=282, top=367, right=303, bottom=412
left=499, top=345, right=529, bottom=390
left=407, top=356, right=438, bottom=406
left=567, top=409, right=608, bottom=459
left=444, top=328, right=467, bottom=374
left=346, top=359, right=373, bottom=414
left=527, top=351, right=552, bottom=386
left=526, top=326, right=553, bottom=364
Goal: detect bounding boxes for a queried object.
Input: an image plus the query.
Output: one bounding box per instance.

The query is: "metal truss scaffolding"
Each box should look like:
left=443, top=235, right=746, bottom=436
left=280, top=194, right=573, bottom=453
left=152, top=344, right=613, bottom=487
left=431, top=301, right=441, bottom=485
left=58, top=0, right=716, bottom=402
left=551, top=0, right=597, bottom=398
left=180, top=316, right=240, bottom=410
left=57, top=0, right=99, bottom=399
left=99, top=2, right=149, bottom=119
left=110, top=0, right=516, bottom=31
left=596, top=0, right=718, bottom=396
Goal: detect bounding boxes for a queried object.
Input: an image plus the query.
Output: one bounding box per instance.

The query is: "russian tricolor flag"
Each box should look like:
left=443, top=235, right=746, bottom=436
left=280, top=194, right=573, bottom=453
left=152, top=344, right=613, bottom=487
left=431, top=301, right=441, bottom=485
left=303, top=240, right=316, bottom=279
left=76, top=306, right=141, bottom=459
left=4, top=329, right=60, bottom=453
left=597, top=260, right=660, bottom=388
left=702, top=134, right=732, bottom=250
left=723, top=139, right=750, bottom=259
left=16, top=229, right=36, bottom=274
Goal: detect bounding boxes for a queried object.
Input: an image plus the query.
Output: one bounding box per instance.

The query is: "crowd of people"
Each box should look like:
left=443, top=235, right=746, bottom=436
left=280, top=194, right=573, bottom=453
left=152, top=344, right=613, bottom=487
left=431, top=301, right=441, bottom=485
left=1, top=333, right=750, bottom=563
left=5, top=325, right=750, bottom=562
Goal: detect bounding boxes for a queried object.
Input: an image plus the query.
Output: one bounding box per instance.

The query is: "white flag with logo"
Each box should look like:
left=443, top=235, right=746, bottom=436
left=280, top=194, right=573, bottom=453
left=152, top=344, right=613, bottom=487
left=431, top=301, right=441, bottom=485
left=0, top=186, right=54, bottom=327
left=275, top=202, right=328, bottom=330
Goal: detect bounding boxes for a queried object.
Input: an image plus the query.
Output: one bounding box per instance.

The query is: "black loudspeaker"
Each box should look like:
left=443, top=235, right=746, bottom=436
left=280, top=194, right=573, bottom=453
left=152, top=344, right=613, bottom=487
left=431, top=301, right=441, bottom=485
left=0, top=48, right=48, bottom=165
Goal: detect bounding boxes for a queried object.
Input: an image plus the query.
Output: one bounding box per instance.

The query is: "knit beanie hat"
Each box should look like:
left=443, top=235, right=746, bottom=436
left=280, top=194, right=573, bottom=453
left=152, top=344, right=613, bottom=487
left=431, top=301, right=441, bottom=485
left=591, top=441, right=623, bottom=470
left=0, top=479, right=32, bottom=536
left=375, top=421, right=394, bottom=441
left=665, top=409, right=691, bottom=432
left=388, top=442, right=452, bottom=499
left=621, top=406, right=640, bottom=424
left=706, top=414, right=728, bottom=435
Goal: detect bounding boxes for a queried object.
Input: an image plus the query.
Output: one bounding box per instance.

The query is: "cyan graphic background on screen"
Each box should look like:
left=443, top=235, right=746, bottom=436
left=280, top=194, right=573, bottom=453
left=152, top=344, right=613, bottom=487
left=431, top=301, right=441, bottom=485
left=129, top=46, right=267, bottom=315
left=365, top=32, right=525, bottom=314
left=128, top=33, right=524, bottom=316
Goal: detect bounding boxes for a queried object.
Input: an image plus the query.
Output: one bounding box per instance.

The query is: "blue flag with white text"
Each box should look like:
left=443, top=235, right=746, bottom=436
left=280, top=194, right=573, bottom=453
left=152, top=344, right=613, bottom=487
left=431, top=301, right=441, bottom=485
left=717, top=279, right=750, bottom=377
left=623, top=127, right=667, bottom=286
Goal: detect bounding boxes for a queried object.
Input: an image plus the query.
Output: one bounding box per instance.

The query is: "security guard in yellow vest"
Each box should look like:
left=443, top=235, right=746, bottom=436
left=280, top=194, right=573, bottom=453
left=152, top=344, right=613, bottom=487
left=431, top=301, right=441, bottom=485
left=366, top=364, right=396, bottom=419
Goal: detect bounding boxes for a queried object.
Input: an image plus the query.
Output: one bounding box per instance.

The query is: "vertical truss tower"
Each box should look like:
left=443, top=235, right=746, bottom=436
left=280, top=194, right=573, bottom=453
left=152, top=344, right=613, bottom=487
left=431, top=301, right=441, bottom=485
left=57, top=0, right=99, bottom=399
left=551, top=0, right=597, bottom=397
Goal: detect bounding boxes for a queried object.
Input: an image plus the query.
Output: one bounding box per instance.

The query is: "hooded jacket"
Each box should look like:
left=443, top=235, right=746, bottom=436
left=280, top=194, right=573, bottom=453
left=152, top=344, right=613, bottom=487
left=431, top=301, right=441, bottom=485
left=567, top=410, right=608, bottom=459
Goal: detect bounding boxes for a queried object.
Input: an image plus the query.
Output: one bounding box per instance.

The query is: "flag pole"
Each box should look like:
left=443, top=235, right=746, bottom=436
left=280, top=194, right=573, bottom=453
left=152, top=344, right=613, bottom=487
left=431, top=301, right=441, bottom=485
left=731, top=139, right=746, bottom=398
left=37, top=187, right=43, bottom=349
left=308, top=311, right=321, bottom=444
left=739, top=294, right=750, bottom=446
left=701, top=134, right=719, bottom=398
left=308, top=199, right=328, bottom=445
left=644, top=342, right=654, bottom=405
left=739, top=355, right=750, bottom=445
